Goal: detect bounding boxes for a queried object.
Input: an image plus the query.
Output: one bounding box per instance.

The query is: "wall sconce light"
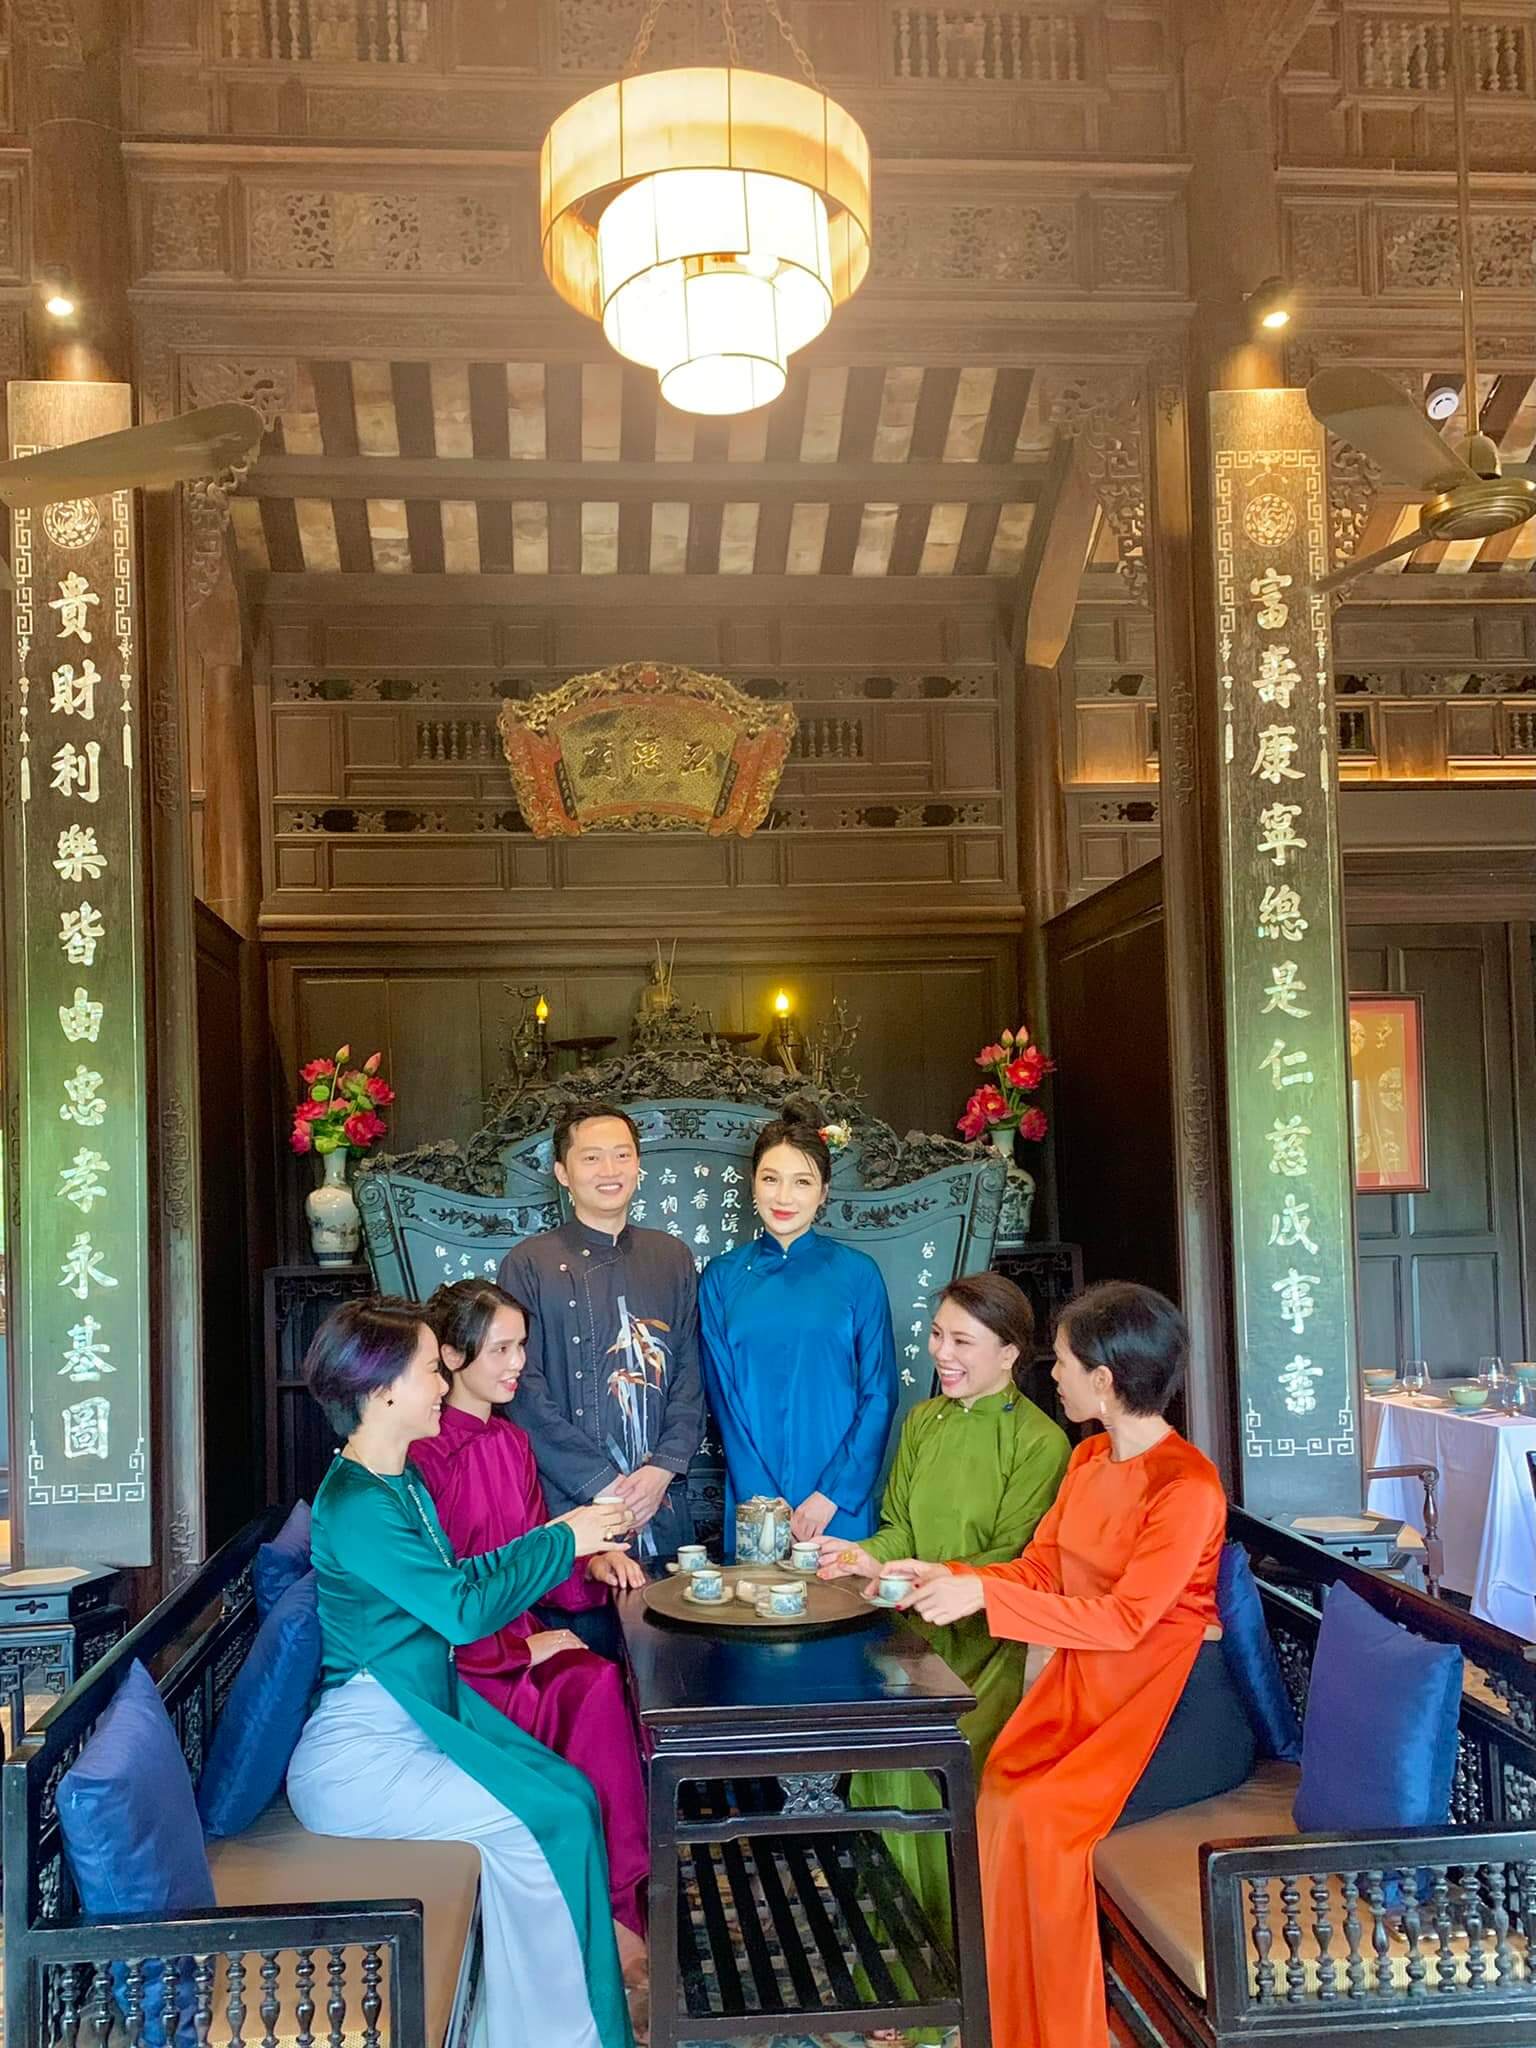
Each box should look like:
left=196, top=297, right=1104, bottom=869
left=1244, top=277, right=1293, bottom=332
left=767, top=989, right=805, bottom=1077
left=39, top=273, right=78, bottom=320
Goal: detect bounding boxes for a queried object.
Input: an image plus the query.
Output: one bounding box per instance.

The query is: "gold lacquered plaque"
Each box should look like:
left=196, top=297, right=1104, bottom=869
left=499, top=662, right=795, bottom=838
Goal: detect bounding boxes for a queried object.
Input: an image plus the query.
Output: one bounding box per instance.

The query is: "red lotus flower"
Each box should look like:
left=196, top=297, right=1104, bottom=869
left=364, top=1075, right=395, bottom=1105
left=956, top=1101, right=988, bottom=1140
left=1017, top=1107, right=1048, bottom=1143
left=300, top=1058, right=335, bottom=1085
left=343, top=1110, right=386, bottom=1148
left=289, top=1120, right=315, bottom=1154
left=973, top=1086, right=1008, bottom=1124
left=975, top=1043, right=1006, bottom=1069
left=295, top=1098, right=328, bottom=1124
left=1005, top=1048, right=1052, bottom=1091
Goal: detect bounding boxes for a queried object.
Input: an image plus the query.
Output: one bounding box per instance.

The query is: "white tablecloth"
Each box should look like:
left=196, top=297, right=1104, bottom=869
left=1365, top=1392, right=1536, bottom=1641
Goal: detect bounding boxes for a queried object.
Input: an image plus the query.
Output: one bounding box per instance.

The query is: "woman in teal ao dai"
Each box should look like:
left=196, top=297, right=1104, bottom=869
left=286, top=1299, right=638, bottom=2048
left=818, top=1271, right=1070, bottom=1986
left=700, top=1117, right=898, bottom=1549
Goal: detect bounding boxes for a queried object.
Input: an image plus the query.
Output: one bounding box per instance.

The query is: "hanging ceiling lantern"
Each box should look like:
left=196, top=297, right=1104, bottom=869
left=540, top=62, right=872, bottom=416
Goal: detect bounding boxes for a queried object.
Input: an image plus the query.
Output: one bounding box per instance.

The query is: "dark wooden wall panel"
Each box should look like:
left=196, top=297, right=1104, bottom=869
left=1348, top=922, right=1531, bottom=1374
left=1044, top=861, right=1180, bottom=1304
left=268, top=937, right=1020, bottom=1257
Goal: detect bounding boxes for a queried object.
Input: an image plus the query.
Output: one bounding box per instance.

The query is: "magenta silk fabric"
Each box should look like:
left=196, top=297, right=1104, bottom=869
left=410, top=1404, right=648, bottom=1934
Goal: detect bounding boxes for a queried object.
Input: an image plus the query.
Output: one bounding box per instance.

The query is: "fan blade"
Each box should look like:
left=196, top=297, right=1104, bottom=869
left=1306, top=369, right=1477, bottom=494
left=1309, top=528, right=1432, bottom=594
left=0, top=404, right=265, bottom=508
left=1505, top=461, right=1536, bottom=482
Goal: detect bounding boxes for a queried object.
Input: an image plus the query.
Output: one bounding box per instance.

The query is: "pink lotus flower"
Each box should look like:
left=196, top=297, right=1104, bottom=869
left=344, top=1110, right=386, bottom=1148
left=957, top=1101, right=989, bottom=1140
left=295, top=1099, right=327, bottom=1123
left=975, top=1043, right=1006, bottom=1068
left=364, top=1075, right=396, bottom=1105
left=1017, top=1107, right=1048, bottom=1142
left=300, top=1058, right=335, bottom=1084
left=289, top=1120, right=314, bottom=1154
left=363, top=1051, right=383, bottom=1075
left=973, top=1086, right=1008, bottom=1125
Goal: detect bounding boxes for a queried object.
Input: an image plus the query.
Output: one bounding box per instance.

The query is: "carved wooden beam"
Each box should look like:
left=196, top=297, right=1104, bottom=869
left=244, top=456, right=1053, bottom=507
left=250, top=570, right=1006, bottom=615
left=1182, top=0, right=1322, bottom=103
left=1040, top=373, right=1147, bottom=607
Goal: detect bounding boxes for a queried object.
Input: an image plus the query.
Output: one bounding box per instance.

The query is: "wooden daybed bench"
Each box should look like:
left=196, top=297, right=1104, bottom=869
left=1093, top=1505, right=1536, bottom=2047
left=2, top=1510, right=481, bottom=2048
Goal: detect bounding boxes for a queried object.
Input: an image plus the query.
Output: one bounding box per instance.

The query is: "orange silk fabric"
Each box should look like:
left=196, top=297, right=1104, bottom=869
left=952, top=1431, right=1227, bottom=2048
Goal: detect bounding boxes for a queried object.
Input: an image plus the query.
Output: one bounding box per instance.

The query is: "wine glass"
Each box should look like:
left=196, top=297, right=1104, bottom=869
left=1478, top=1355, right=1505, bottom=1393
left=1400, top=1358, right=1428, bottom=1397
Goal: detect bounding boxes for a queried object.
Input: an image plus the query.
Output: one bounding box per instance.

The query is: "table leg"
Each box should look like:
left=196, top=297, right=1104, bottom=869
left=647, top=1754, right=683, bottom=2048
left=939, top=1733, right=992, bottom=2048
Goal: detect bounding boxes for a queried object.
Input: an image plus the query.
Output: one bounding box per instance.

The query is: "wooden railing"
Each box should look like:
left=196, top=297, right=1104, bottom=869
left=888, top=7, right=1086, bottom=83
left=218, top=0, right=432, bottom=64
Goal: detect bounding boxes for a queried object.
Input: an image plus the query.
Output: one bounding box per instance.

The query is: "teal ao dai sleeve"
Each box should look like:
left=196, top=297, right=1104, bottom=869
left=699, top=1228, right=898, bottom=1548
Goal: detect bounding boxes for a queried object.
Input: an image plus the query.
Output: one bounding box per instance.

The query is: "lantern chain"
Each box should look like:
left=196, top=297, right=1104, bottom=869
left=758, top=0, right=820, bottom=83
left=624, top=0, right=671, bottom=73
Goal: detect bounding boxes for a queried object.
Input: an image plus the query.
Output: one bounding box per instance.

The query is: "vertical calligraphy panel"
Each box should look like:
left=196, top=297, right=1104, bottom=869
left=4, top=382, right=152, bottom=1564
left=1209, top=389, right=1362, bottom=1518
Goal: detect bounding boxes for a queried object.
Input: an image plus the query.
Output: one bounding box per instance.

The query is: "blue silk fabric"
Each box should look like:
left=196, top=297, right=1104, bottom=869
left=198, top=1570, right=322, bottom=1838
left=1217, top=1542, right=1304, bottom=1762
left=700, top=1228, right=898, bottom=1549
left=253, top=1497, right=312, bottom=1615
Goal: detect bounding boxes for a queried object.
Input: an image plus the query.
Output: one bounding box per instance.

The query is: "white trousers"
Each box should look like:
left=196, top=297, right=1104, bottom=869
left=287, top=1675, right=601, bottom=2048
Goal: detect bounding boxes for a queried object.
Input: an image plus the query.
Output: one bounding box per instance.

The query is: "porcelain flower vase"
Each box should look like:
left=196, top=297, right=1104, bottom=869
left=307, top=1147, right=361, bottom=1266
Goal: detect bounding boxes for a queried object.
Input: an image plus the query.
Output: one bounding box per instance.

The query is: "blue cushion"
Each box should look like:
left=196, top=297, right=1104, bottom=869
left=253, top=1499, right=311, bottom=1616
left=1294, top=1580, right=1462, bottom=1833
left=1217, top=1543, right=1303, bottom=1763
left=57, top=1659, right=214, bottom=2046
left=198, top=1572, right=321, bottom=1839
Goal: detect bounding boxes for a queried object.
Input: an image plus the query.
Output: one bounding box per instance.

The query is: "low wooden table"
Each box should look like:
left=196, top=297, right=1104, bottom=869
left=616, top=1587, right=990, bottom=2046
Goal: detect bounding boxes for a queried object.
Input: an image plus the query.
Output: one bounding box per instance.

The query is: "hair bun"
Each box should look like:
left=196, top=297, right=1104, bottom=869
left=779, top=1095, right=822, bottom=1131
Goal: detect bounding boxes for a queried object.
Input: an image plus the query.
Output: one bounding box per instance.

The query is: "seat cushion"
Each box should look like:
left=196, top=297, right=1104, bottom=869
left=198, top=1573, right=321, bottom=1838
left=1217, top=1543, right=1302, bottom=1762
left=208, top=1796, right=480, bottom=2048
left=1294, top=1580, right=1461, bottom=1833
left=1094, top=1759, right=1301, bottom=1997
left=254, top=1502, right=312, bottom=1617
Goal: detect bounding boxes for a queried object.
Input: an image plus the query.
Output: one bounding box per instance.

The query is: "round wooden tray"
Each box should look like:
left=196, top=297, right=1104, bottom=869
left=641, top=1565, right=878, bottom=1637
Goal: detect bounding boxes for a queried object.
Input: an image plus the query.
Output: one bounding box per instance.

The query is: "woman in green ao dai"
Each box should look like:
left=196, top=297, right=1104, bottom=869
left=818, top=1272, right=1070, bottom=1977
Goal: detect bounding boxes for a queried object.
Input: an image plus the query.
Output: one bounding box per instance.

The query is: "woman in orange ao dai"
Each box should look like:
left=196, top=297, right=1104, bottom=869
left=894, top=1281, right=1229, bottom=2048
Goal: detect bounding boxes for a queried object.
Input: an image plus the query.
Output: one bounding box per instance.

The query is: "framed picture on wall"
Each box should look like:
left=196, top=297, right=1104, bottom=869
left=1349, top=994, right=1428, bottom=1194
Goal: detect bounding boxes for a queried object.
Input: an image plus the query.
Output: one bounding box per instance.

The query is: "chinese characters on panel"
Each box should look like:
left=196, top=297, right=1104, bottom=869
left=8, top=383, right=152, bottom=1564
left=1210, top=391, right=1361, bottom=1517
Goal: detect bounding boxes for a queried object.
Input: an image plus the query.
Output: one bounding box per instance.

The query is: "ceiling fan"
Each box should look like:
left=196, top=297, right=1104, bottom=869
left=1305, top=0, right=1536, bottom=593
left=0, top=401, right=265, bottom=587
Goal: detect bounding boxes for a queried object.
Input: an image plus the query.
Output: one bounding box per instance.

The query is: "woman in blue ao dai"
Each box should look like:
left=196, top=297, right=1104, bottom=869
left=700, top=1117, right=898, bottom=1548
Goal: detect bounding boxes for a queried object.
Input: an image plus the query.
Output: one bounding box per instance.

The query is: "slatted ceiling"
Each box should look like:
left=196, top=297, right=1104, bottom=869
left=257, top=491, right=304, bottom=573
left=719, top=501, right=759, bottom=573
left=466, top=361, right=513, bottom=571
left=686, top=493, right=724, bottom=574
left=726, top=409, right=770, bottom=463
left=837, top=366, right=887, bottom=463
left=1476, top=372, right=1526, bottom=443
left=872, top=365, right=922, bottom=463
left=1498, top=376, right=1536, bottom=461
left=581, top=501, right=620, bottom=574
left=512, top=501, right=549, bottom=574
left=800, top=366, right=848, bottom=461
left=311, top=359, right=360, bottom=457
left=650, top=500, right=689, bottom=572
left=786, top=502, right=830, bottom=573
left=440, top=498, right=479, bottom=573
left=818, top=498, right=864, bottom=576
left=230, top=493, right=271, bottom=571
left=909, top=367, right=960, bottom=460
left=918, top=502, right=968, bottom=575
left=978, top=367, right=1033, bottom=465
left=430, top=360, right=474, bottom=458
left=1501, top=519, right=1536, bottom=567
left=1012, top=375, right=1052, bottom=460
left=279, top=363, right=324, bottom=455
left=953, top=500, right=1002, bottom=577
left=987, top=501, right=1036, bottom=575
left=654, top=401, right=696, bottom=461
left=886, top=501, right=933, bottom=576
left=294, top=498, right=341, bottom=573
left=366, top=497, right=411, bottom=573
left=351, top=361, right=399, bottom=456
left=544, top=362, right=583, bottom=574
left=1436, top=537, right=1490, bottom=574
left=581, top=362, right=624, bottom=461
left=852, top=503, right=898, bottom=576
left=941, top=367, right=997, bottom=462
left=506, top=363, right=547, bottom=458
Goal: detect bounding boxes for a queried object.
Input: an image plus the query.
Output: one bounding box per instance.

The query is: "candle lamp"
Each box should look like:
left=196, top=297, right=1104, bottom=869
left=767, top=989, right=806, bottom=1076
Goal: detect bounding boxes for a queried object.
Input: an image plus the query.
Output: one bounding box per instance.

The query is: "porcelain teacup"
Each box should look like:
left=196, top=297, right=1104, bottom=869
left=878, top=1572, right=914, bottom=1605
left=757, top=1581, right=806, bottom=1619
left=689, top=1565, right=725, bottom=1602
left=790, top=1540, right=821, bottom=1572
left=675, top=1544, right=709, bottom=1573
